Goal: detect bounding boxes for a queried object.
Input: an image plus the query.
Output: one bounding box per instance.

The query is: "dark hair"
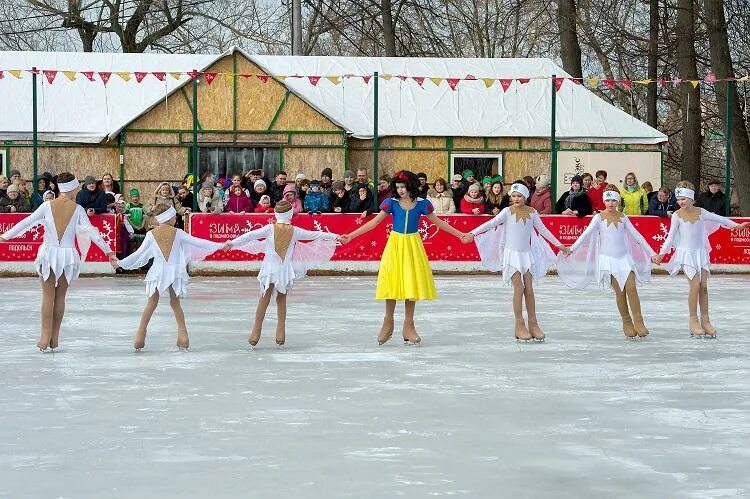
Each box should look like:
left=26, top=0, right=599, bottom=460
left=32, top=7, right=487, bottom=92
left=604, top=184, right=620, bottom=193
left=522, top=175, right=536, bottom=188
left=595, top=170, right=607, bottom=179
left=390, top=170, right=420, bottom=200
left=57, top=172, right=76, bottom=184
left=582, top=172, right=593, bottom=181
left=417, top=172, right=428, bottom=180
left=277, top=170, right=287, bottom=177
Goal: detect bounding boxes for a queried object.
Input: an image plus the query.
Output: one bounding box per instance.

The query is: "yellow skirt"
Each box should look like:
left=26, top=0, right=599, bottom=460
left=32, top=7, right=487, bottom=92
left=375, top=232, right=437, bottom=301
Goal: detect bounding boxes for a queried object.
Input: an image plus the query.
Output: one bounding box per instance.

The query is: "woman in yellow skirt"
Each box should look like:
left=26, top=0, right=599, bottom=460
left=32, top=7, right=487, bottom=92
left=340, top=171, right=469, bottom=345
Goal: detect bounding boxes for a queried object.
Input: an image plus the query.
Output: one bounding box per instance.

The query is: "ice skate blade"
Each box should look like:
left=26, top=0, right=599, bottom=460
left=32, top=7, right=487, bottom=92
left=690, top=333, right=706, bottom=338
left=177, top=346, right=189, bottom=351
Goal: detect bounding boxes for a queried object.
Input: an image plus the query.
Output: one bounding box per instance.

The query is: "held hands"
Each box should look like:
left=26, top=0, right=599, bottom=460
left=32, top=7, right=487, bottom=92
left=337, top=234, right=351, bottom=245
left=557, top=245, right=571, bottom=256
left=221, top=243, right=232, bottom=252
left=651, top=254, right=664, bottom=264
left=460, top=233, right=474, bottom=244
left=108, top=253, right=119, bottom=269
left=732, top=221, right=750, bottom=231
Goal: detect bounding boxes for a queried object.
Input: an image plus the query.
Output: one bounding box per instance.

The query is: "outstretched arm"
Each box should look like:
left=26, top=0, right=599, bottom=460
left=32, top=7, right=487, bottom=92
left=569, top=215, right=599, bottom=253
left=294, top=227, right=339, bottom=241
left=117, top=233, right=155, bottom=270
left=225, top=225, right=272, bottom=249
left=340, top=211, right=388, bottom=244
left=425, top=213, right=465, bottom=240
left=654, top=215, right=679, bottom=263
left=469, top=209, right=506, bottom=236
left=532, top=212, right=566, bottom=250
left=624, top=217, right=656, bottom=256
left=0, top=207, right=45, bottom=241
left=702, top=211, right=748, bottom=230
left=77, top=208, right=116, bottom=257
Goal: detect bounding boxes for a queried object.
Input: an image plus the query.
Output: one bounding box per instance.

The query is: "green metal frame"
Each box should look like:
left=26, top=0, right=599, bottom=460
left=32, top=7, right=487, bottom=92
left=268, top=90, right=290, bottom=131
left=373, top=71, right=379, bottom=212
left=119, top=132, right=126, bottom=193
left=550, top=74, right=558, bottom=208
left=32, top=67, right=38, bottom=185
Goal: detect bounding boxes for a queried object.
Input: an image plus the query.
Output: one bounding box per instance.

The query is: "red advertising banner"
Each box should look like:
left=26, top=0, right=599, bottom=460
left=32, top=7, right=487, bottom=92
left=0, top=214, right=119, bottom=262
left=188, top=213, right=750, bottom=265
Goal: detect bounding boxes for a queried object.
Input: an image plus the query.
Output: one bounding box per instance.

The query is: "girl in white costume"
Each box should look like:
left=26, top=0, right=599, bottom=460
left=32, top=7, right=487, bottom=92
left=653, top=181, right=750, bottom=337
left=0, top=172, right=116, bottom=351
left=223, top=200, right=339, bottom=346
left=557, top=186, right=656, bottom=338
left=115, top=204, right=224, bottom=350
left=464, top=181, right=569, bottom=341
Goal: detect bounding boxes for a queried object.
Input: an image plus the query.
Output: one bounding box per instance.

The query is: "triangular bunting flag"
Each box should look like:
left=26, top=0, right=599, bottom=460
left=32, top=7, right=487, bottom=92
left=116, top=72, right=131, bottom=82
left=739, top=75, right=750, bottom=81
left=553, top=77, right=565, bottom=91
left=517, top=78, right=530, bottom=85
left=690, top=80, right=700, bottom=88
left=152, top=72, right=166, bottom=81
left=0, top=71, right=3, bottom=80
left=397, top=75, right=407, bottom=81
left=412, top=76, right=425, bottom=87
left=98, top=72, right=112, bottom=85
left=602, top=79, right=616, bottom=89
left=429, top=77, right=443, bottom=87
left=277, top=76, right=287, bottom=81
left=9, top=69, right=23, bottom=79
left=326, top=76, right=342, bottom=85
left=634, top=79, right=651, bottom=85
left=362, top=75, right=372, bottom=84
left=223, top=74, right=233, bottom=86
left=672, top=77, right=682, bottom=85
left=169, top=72, right=182, bottom=80
left=482, top=78, right=495, bottom=88
left=256, top=75, right=269, bottom=83
left=570, top=78, right=582, bottom=85
left=586, top=77, right=599, bottom=87
left=621, top=80, right=633, bottom=90
left=63, top=71, right=77, bottom=82
left=704, top=72, right=717, bottom=83
left=499, top=79, right=512, bottom=92
left=43, top=70, right=58, bottom=84
left=465, top=74, right=477, bottom=80
left=239, top=73, right=252, bottom=79
left=81, top=71, right=95, bottom=81
left=203, top=72, right=217, bottom=85
left=308, top=75, right=321, bottom=86
left=187, top=71, right=200, bottom=79
left=381, top=74, right=393, bottom=81
left=446, top=78, right=460, bottom=90
left=659, top=79, right=668, bottom=86
left=134, top=72, right=148, bottom=83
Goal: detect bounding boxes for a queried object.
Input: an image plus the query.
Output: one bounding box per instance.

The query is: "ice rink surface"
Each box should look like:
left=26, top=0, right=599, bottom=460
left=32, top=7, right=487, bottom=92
left=1, top=274, right=749, bottom=499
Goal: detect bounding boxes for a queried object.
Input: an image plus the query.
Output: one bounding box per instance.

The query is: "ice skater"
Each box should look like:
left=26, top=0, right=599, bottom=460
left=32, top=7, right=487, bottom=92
left=557, top=186, right=656, bottom=338
left=0, top=172, right=117, bottom=352
left=114, top=204, right=224, bottom=350
left=652, top=181, right=750, bottom=337
left=463, top=181, right=569, bottom=342
left=223, top=200, right=339, bottom=346
left=339, top=170, right=469, bottom=345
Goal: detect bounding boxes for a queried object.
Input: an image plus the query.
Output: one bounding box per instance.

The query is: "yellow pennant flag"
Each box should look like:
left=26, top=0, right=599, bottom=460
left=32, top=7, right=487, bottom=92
left=634, top=79, right=652, bottom=85
left=738, top=75, right=749, bottom=81
left=223, top=73, right=234, bottom=86
left=277, top=75, right=287, bottom=81
left=482, top=78, right=495, bottom=88
left=429, top=77, right=443, bottom=87
left=63, top=71, right=77, bottom=81
left=116, top=72, right=131, bottom=82
left=169, top=72, right=182, bottom=80
left=381, top=73, right=393, bottom=81
left=9, top=69, right=23, bottom=79
left=326, top=76, right=342, bottom=85
left=690, top=80, right=700, bottom=88
left=586, top=77, right=599, bottom=88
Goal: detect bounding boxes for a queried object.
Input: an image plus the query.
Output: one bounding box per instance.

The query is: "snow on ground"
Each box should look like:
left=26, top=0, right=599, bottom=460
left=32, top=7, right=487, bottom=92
left=1, top=275, right=749, bottom=498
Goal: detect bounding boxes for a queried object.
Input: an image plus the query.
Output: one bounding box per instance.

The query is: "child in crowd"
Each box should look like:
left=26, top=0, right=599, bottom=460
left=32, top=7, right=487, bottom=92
left=115, top=204, right=224, bottom=350
left=43, top=190, right=56, bottom=202
left=125, top=189, right=147, bottom=234
left=198, top=182, right=224, bottom=213
left=254, top=195, right=274, bottom=213
left=461, top=183, right=485, bottom=215
left=298, top=178, right=309, bottom=205
left=339, top=171, right=469, bottom=345
left=319, top=167, right=333, bottom=197
left=303, top=180, right=329, bottom=214
left=330, top=180, right=349, bottom=213
left=114, top=195, right=135, bottom=260
left=557, top=186, right=656, bottom=338
left=225, top=184, right=254, bottom=213
left=282, top=184, right=303, bottom=215
left=466, top=181, right=569, bottom=341
left=224, top=200, right=339, bottom=346
left=652, top=181, right=750, bottom=337
left=0, top=172, right=116, bottom=351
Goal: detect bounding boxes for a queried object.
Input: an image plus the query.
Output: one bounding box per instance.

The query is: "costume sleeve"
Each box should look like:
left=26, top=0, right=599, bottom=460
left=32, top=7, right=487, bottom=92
left=294, top=227, right=339, bottom=241
left=469, top=208, right=507, bottom=236
left=0, top=205, right=46, bottom=240
left=420, top=199, right=434, bottom=215
left=532, top=212, right=563, bottom=247
left=659, top=215, right=679, bottom=255
left=701, top=210, right=739, bottom=229
left=178, top=230, right=224, bottom=262
left=569, top=215, right=599, bottom=253
left=76, top=207, right=114, bottom=259
left=117, top=232, right=154, bottom=270
left=227, top=224, right=272, bottom=248
left=624, top=216, right=656, bottom=256
left=378, top=198, right=393, bottom=214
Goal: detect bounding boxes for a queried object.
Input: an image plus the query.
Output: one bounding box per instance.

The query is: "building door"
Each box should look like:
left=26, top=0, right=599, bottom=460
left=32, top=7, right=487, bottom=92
left=451, top=154, right=503, bottom=182
left=198, top=147, right=280, bottom=181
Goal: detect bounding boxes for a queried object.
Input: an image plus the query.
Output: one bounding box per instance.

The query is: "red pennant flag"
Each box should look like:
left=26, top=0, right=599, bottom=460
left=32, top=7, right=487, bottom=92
left=499, top=79, right=512, bottom=92
left=0, top=71, right=4, bottom=80
left=446, top=78, right=460, bottom=91
left=621, top=80, right=633, bottom=90
left=82, top=71, right=95, bottom=81
left=43, top=70, right=57, bottom=84
left=412, top=76, right=425, bottom=87
left=465, top=74, right=477, bottom=80
left=602, top=79, right=616, bottom=89
left=308, top=75, right=321, bottom=86
left=98, top=71, right=112, bottom=85
left=152, top=72, right=166, bottom=81
left=570, top=78, right=582, bottom=85
left=705, top=72, right=717, bottom=83
left=398, top=75, right=407, bottom=81
left=187, top=71, right=200, bottom=79
left=256, top=74, right=269, bottom=83
left=553, top=77, right=565, bottom=91
left=659, top=79, right=667, bottom=87
left=362, top=75, right=372, bottom=84
left=518, top=78, right=530, bottom=85
left=203, top=72, right=217, bottom=85
left=134, top=72, right=148, bottom=83
left=29, top=68, right=40, bottom=75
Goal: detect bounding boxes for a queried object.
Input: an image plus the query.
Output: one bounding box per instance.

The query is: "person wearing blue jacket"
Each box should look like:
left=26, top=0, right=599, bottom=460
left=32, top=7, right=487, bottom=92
left=647, top=187, right=678, bottom=218
left=303, top=180, right=329, bottom=213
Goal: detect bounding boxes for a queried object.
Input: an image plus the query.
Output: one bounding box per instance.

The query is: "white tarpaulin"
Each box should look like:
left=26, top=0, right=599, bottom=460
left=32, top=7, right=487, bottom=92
left=0, top=48, right=667, bottom=145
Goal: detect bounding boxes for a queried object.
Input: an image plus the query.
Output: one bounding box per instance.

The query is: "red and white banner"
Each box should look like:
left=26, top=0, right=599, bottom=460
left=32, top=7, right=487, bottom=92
left=0, top=214, right=119, bottom=262
left=188, top=213, right=750, bottom=265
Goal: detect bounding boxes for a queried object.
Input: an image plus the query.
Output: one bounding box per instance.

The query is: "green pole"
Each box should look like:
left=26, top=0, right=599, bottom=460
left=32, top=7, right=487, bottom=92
left=550, top=74, right=558, bottom=211
left=32, top=67, right=38, bottom=186
left=191, top=71, right=199, bottom=212
left=119, top=132, right=125, bottom=193
left=724, top=80, right=733, bottom=216
left=373, top=71, right=379, bottom=212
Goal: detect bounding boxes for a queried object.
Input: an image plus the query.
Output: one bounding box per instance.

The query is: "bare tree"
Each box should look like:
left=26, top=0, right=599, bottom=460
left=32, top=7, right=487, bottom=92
left=556, top=0, right=583, bottom=78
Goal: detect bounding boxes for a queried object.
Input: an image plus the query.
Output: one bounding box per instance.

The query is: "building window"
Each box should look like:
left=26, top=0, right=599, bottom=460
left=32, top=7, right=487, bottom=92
left=450, top=153, right=503, bottom=182
left=0, top=150, right=6, bottom=177
left=198, top=147, right=280, bottom=180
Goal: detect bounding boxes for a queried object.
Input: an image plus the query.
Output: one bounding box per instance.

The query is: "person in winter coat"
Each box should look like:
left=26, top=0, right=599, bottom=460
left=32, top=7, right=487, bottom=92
left=303, top=180, right=329, bottom=213
left=0, top=184, right=31, bottom=213
left=250, top=179, right=268, bottom=206
left=254, top=195, right=274, bottom=213
left=556, top=175, right=593, bottom=217
left=417, top=172, right=430, bottom=199
left=450, top=174, right=467, bottom=213
left=619, top=172, right=649, bottom=215
left=31, top=175, right=52, bottom=211
left=224, top=184, right=254, bottom=213
left=319, top=167, right=334, bottom=197
left=349, top=183, right=375, bottom=216
left=198, top=182, right=224, bottom=213
left=146, top=182, right=187, bottom=228
left=0, top=175, right=9, bottom=202
left=269, top=171, right=288, bottom=205
left=377, top=175, right=393, bottom=205
left=695, top=180, right=728, bottom=215
left=460, top=183, right=485, bottom=215
left=329, top=180, right=349, bottom=213
left=282, top=183, right=303, bottom=215
left=485, top=181, right=510, bottom=215
left=426, top=177, right=455, bottom=214
left=75, top=176, right=108, bottom=214
left=587, top=170, right=609, bottom=212
left=530, top=175, right=552, bottom=214
left=648, top=187, right=679, bottom=218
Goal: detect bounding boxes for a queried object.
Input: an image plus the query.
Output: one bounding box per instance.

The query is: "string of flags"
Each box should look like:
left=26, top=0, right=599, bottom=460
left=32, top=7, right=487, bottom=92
left=0, top=68, right=747, bottom=92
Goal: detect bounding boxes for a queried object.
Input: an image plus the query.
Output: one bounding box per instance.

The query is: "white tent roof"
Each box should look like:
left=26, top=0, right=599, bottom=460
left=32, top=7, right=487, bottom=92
left=0, top=49, right=667, bottom=144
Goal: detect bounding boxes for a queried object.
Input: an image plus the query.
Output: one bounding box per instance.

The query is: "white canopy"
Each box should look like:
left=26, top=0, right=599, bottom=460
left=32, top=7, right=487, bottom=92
left=0, top=49, right=667, bottom=144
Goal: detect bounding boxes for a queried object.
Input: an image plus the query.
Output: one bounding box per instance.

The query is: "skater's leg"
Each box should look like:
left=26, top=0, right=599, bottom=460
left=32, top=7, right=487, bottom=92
left=49, top=276, right=69, bottom=349
left=686, top=273, right=704, bottom=335
left=38, top=275, right=56, bottom=351
left=612, top=275, right=636, bottom=337
left=275, top=290, right=287, bottom=345
left=512, top=272, right=531, bottom=340
left=134, top=292, right=159, bottom=350
left=524, top=272, right=544, bottom=341
left=169, top=288, right=189, bottom=349
left=378, top=299, right=396, bottom=345
left=249, top=286, right=274, bottom=345
left=698, top=270, right=715, bottom=336
left=403, top=299, right=421, bottom=344
left=624, top=273, right=648, bottom=337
